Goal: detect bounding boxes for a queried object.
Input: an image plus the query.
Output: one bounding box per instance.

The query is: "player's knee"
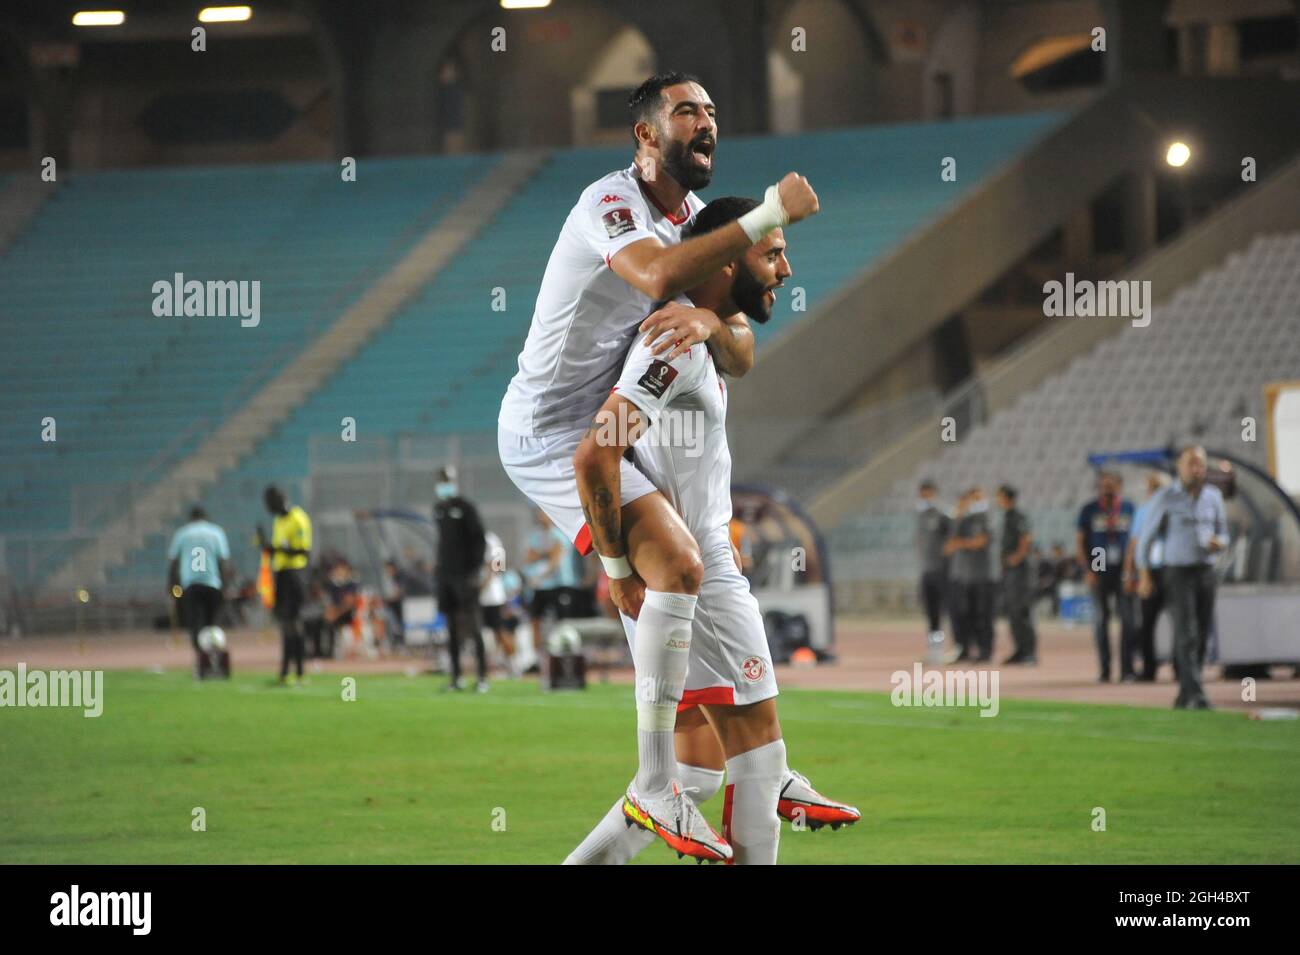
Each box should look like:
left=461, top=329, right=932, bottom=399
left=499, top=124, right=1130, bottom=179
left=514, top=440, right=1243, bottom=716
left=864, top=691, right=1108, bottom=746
left=667, top=548, right=704, bottom=595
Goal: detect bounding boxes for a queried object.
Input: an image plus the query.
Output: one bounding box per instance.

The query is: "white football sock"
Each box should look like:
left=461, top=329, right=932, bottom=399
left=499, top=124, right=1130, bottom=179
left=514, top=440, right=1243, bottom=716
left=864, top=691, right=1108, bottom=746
left=724, top=738, right=787, bottom=865
left=563, top=790, right=652, bottom=865
left=563, top=763, right=725, bottom=865
left=631, top=590, right=696, bottom=795
left=678, top=763, right=726, bottom=804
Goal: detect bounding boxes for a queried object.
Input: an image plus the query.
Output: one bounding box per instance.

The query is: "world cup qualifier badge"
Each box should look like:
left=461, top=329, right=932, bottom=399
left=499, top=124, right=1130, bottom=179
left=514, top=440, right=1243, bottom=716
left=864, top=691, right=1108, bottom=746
left=637, top=359, right=678, bottom=398
left=601, top=207, right=636, bottom=238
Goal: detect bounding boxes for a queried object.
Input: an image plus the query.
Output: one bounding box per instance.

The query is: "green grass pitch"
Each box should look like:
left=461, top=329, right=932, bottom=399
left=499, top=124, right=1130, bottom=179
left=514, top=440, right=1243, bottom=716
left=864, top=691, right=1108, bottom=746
left=2, top=670, right=1297, bottom=864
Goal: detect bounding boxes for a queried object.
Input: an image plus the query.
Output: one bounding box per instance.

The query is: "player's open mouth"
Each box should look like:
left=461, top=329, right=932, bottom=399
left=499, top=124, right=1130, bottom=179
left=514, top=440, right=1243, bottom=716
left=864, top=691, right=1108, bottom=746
left=690, top=140, right=714, bottom=168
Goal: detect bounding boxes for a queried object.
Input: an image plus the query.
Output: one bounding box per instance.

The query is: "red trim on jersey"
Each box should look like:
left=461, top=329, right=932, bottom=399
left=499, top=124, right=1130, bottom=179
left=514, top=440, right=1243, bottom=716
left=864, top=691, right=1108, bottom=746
left=638, top=180, right=692, bottom=226
left=721, top=783, right=736, bottom=866
left=676, top=686, right=735, bottom=711
left=573, top=524, right=593, bottom=556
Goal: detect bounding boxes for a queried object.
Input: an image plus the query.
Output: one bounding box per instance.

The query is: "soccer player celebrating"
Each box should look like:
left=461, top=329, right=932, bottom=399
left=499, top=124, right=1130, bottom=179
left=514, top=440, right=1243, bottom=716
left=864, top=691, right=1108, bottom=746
left=498, top=71, right=820, bottom=861
left=567, top=198, right=859, bottom=865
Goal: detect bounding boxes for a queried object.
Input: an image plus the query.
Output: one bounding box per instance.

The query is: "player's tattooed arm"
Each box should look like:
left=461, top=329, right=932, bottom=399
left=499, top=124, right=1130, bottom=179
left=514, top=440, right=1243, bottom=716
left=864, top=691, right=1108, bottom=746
left=574, top=395, right=645, bottom=559
left=581, top=487, right=622, bottom=558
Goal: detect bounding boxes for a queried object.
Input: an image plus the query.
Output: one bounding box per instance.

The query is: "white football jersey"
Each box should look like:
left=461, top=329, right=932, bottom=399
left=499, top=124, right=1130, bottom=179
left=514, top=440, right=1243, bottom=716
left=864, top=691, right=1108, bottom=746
left=612, top=336, right=732, bottom=542
left=499, top=164, right=704, bottom=437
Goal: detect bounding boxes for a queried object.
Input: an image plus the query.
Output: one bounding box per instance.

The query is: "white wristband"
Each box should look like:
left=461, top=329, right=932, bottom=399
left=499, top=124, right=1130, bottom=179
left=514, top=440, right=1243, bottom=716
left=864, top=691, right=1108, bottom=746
left=737, top=183, right=789, bottom=243
left=599, top=554, right=634, bottom=580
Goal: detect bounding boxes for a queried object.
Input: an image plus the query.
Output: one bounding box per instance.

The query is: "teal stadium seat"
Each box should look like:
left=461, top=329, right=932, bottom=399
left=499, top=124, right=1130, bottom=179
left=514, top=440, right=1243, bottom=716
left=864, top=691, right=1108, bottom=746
left=2, top=114, right=1065, bottom=591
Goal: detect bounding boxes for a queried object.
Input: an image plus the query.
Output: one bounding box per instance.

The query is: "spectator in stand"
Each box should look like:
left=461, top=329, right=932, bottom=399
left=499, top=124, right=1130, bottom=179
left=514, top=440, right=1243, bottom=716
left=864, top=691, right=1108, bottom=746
left=1076, top=471, right=1137, bottom=683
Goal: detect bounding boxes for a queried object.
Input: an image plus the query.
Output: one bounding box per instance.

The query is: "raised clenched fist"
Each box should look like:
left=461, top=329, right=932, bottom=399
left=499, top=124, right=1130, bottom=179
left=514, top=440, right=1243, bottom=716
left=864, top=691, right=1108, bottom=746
left=777, top=172, right=820, bottom=223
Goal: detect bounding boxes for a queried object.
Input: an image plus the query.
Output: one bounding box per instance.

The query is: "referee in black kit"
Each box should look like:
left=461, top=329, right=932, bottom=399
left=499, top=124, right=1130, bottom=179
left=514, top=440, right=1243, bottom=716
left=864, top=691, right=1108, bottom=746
left=434, top=465, right=489, bottom=692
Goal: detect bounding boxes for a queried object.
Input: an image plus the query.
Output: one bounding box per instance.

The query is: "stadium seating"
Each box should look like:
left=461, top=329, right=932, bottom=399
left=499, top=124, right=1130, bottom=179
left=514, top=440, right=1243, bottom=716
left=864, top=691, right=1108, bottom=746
left=830, top=232, right=1300, bottom=583
left=0, top=154, right=495, bottom=545
left=170, top=114, right=1066, bottom=583
left=2, top=113, right=1065, bottom=593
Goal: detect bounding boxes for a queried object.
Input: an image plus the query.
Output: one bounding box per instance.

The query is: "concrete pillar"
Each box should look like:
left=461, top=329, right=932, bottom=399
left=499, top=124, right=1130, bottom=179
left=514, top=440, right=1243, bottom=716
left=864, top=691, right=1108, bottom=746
left=1123, top=168, right=1157, bottom=260
left=1102, top=0, right=1168, bottom=83
left=1063, top=204, right=1094, bottom=270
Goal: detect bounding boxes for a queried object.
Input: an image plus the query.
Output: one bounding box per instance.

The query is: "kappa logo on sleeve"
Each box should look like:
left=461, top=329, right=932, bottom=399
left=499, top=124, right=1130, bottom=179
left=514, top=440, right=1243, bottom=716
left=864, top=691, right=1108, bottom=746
left=601, top=207, right=637, bottom=239
left=637, top=359, right=678, bottom=398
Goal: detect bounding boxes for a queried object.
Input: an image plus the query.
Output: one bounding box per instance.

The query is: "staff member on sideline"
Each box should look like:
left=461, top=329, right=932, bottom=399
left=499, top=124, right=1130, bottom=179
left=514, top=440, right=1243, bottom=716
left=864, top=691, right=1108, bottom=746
left=258, top=485, right=313, bottom=686
left=947, top=487, right=994, bottom=664
left=914, top=479, right=952, bottom=663
left=1125, top=471, right=1170, bottom=681
left=1076, top=471, right=1136, bottom=682
left=1135, top=446, right=1227, bottom=710
left=434, top=465, right=489, bottom=692
left=997, top=485, right=1037, bottom=665
left=168, top=505, right=232, bottom=677
left=482, top=530, right=515, bottom=676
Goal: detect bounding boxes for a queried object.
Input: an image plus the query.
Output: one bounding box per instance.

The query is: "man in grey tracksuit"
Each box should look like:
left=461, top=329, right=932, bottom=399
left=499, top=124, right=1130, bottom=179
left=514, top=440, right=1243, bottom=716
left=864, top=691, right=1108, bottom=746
left=915, top=479, right=953, bottom=663
left=947, top=487, right=994, bottom=663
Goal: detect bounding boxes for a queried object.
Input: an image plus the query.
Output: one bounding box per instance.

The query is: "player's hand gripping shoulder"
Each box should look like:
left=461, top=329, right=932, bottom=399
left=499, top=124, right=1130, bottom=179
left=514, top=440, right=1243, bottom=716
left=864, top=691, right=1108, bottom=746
left=640, top=302, right=754, bottom=375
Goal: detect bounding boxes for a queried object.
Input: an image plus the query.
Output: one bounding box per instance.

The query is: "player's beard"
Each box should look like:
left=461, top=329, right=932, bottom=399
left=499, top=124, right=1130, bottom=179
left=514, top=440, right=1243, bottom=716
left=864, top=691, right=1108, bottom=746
left=660, top=134, right=714, bottom=192
left=732, top=261, right=773, bottom=324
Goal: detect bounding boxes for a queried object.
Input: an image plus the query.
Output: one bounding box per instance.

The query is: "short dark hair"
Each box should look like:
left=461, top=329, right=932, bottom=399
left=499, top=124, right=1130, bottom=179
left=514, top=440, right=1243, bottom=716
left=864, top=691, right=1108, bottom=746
left=189, top=506, right=207, bottom=521
left=918, top=479, right=937, bottom=493
left=685, top=196, right=759, bottom=238
left=628, top=71, right=700, bottom=147
left=998, top=485, right=1018, bottom=502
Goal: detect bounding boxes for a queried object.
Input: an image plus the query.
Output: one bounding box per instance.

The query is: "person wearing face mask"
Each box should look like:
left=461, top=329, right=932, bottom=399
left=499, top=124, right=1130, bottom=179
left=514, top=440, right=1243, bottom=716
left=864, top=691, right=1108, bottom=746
left=945, top=487, right=994, bottom=664
left=433, top=465, right=489, bottom=692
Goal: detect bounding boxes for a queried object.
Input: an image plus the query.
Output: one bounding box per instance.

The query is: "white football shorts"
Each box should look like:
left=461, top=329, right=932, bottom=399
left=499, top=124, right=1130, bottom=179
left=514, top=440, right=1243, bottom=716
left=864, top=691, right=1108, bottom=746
left=498, top=423, right=657, bottom=555
left=621, top=524, right=778, bottom=709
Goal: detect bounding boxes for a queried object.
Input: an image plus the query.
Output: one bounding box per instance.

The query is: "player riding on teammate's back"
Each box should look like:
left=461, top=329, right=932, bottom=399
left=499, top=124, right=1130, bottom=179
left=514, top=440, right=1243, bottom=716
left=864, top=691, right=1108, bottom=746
left=498, top=71, right=820, bottom=861
left=567, top=197, right=860, bottom=866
